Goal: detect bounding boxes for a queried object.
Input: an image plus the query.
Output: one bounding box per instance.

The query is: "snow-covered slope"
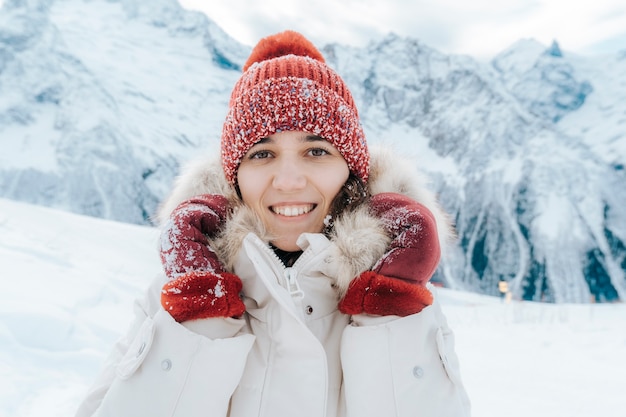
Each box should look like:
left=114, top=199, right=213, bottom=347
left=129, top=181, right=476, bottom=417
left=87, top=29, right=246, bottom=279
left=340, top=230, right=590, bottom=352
left=1, top=0, right=625, bottom=303
left=0, top=198, right=161, bottom=416
left=0, top=198, right=624, bottom=417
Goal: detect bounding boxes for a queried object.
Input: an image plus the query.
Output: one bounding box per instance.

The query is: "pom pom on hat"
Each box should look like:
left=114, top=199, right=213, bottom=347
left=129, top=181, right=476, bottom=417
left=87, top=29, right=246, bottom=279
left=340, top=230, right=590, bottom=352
left=221, top=30, right=369, bottom=185
left=243, top=30, right=325, bottom=71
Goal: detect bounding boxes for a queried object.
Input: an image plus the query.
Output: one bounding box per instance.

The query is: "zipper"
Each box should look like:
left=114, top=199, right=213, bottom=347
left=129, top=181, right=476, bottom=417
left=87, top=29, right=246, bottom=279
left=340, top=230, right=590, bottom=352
left=244, top=234, right=329, bottom=413
left=284, top=267, right=304, bottom=299
left=255, top=239, right=308, bottom=301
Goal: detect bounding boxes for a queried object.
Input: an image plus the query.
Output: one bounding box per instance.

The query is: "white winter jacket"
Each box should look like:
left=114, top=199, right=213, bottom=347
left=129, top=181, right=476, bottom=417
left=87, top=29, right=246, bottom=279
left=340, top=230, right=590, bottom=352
left=75, top=147, right=471, bottom=417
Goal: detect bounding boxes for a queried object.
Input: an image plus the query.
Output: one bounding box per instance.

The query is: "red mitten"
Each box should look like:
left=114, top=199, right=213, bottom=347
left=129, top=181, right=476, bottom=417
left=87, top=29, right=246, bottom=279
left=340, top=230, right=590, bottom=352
left=338, top=192, right=441, bottom=316
left=161, top=272, right=246, bottom=321
left=159, top=194, right=230, bottom=279
left=159, top=194, right=245, bottom=321
left=338, top=271, right=433, bottom=316
left=369, top=192, right=441, bottom=286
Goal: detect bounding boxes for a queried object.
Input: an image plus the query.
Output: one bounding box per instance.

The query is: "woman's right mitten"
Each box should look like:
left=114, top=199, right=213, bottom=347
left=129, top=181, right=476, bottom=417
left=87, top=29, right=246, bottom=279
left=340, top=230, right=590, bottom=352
left=159, top=194, right=245, bottom=321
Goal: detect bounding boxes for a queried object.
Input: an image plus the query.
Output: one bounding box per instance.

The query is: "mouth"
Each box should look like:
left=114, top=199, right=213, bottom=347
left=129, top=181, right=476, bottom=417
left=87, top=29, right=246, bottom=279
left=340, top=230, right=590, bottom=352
left=270, top=204, right=316, bottom=217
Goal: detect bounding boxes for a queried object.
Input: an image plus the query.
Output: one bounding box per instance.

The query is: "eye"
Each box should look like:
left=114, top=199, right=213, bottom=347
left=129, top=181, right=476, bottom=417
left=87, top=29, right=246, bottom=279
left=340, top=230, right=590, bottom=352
left=248, top=150, right=272, bottom=160
left=308, top=147, right=331, bottom=157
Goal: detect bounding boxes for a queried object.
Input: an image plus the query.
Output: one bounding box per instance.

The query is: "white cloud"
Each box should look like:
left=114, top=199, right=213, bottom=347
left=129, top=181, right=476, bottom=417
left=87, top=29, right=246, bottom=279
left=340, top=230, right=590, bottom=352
left=1, top=0, right=622, bottom=58
left=179, top=0, right=626, bottom=58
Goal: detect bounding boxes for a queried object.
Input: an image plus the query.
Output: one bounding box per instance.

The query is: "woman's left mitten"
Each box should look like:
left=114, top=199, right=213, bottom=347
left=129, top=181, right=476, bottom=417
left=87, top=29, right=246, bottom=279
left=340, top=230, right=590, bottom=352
left=338, top=192, right=441, bottom=317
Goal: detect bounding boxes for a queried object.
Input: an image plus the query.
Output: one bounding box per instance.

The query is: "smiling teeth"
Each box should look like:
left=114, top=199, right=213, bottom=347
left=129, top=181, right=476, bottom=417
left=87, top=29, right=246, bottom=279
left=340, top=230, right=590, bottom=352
left=273, top=205, right=313, bottom=217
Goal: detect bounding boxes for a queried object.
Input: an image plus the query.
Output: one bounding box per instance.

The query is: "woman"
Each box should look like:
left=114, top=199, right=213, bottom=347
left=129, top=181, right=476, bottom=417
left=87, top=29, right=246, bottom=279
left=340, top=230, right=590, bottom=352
left=76, top=30, right=470, bottom=417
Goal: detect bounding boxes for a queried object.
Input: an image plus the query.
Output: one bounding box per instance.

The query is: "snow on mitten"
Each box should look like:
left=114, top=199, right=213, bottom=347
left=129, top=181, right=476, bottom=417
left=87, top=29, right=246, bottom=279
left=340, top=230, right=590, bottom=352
left=161, top=271, right=245, bottom=321
left=159, top=194, right=245, bottom=321
left=160, top=194, right=229, bottom=279
left=338, top=192, right=440, bottom=316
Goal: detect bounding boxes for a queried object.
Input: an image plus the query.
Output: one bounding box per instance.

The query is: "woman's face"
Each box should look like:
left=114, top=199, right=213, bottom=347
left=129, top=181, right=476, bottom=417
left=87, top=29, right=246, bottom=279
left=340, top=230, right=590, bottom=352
left=237, top=131, right=350, bottom=251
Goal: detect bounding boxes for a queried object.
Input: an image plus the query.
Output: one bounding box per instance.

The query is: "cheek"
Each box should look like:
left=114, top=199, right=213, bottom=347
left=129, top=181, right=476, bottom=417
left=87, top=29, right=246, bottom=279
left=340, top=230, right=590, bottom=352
left=236, top=168, right=263, bottom=207
left=320, top=164, right=350, bottom=202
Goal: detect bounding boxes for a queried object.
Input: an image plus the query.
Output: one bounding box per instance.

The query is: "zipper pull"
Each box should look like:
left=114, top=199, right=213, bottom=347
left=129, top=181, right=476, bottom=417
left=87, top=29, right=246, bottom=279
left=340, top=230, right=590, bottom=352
left=284, top=267, right=304, bottom=299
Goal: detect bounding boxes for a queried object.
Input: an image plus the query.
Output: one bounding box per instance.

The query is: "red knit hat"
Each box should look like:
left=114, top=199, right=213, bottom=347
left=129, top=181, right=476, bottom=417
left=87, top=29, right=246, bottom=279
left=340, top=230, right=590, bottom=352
left=221, top=30, right=369, bottom=184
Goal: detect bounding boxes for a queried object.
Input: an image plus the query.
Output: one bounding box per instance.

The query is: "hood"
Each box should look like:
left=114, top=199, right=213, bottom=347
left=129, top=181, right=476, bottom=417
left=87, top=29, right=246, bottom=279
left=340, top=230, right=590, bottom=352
left=156, top=146, right=455, bottom=294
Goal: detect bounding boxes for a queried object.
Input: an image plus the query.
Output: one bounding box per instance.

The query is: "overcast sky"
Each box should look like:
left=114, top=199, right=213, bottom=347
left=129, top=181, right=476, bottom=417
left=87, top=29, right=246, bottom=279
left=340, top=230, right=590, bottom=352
left=179, top=0, right=626, bottom=59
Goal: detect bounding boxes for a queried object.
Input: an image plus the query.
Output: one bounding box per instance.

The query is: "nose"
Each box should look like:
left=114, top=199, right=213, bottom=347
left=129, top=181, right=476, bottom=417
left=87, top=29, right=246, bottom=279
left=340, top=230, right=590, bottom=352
left=272, top=157, right=306, bottom=191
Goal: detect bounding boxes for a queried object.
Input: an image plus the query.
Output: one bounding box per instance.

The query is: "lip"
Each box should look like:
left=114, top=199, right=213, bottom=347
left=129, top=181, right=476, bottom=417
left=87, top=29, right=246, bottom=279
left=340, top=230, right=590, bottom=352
left=270, top=203, right=316, bottom=217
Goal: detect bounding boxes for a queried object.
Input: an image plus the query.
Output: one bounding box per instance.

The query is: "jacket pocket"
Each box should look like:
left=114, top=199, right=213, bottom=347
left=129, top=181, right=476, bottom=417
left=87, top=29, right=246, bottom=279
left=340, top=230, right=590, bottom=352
left=435, top=326, right=463, bottom=387
left=95, top=308, right=255, bottom=417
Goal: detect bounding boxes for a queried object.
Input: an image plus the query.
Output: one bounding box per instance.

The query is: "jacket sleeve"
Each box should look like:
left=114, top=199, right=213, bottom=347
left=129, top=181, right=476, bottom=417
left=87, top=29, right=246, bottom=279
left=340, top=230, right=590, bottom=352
left=74, top=275, right=255, bottom=417
left=340, top=286, right=471, bottom=417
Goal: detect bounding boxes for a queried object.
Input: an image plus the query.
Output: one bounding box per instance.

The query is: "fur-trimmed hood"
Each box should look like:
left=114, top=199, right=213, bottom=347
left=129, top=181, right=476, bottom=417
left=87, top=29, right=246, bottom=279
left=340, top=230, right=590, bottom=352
left=156, top=146, right=454, bottom=294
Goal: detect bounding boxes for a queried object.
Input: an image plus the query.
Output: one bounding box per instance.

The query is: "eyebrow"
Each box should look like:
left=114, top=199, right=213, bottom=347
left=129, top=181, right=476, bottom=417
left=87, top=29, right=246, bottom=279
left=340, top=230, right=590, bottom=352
left=256, top=134, right=326, bottom=145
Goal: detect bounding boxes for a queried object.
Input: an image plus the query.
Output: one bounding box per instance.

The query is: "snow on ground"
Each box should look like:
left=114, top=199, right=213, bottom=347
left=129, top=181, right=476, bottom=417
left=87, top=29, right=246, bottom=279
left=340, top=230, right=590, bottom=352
left=1, top=197, right=625, bottom=417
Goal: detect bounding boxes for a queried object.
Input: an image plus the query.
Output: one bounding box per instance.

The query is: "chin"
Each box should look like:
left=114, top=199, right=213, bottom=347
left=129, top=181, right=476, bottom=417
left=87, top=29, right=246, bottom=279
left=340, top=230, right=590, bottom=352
left=271, top=240, right=301, bottom=252
left=270, top=232, right=305, bottom=251
left=270, top=224, right=325, bottom=252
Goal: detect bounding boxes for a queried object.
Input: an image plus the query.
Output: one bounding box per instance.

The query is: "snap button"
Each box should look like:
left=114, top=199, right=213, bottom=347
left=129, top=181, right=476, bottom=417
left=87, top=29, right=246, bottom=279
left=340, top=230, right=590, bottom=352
left=412, top=366, right=424, bottom=379
left=324, top=256, right=332, bottom=264
left=161, top=359, right=172, bottom=371
left=305, top=305, right=314, bottom=315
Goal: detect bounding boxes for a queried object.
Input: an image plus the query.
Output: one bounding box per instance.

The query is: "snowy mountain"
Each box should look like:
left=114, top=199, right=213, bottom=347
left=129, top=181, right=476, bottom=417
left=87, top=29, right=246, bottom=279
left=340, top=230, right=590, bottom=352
left=1, top=0, right=625, bottom=303
left=324, top=36, right=626, bottom=303
left=1, top=197, right=625, bottom=417
left=0, top=0, right=244, bottom=221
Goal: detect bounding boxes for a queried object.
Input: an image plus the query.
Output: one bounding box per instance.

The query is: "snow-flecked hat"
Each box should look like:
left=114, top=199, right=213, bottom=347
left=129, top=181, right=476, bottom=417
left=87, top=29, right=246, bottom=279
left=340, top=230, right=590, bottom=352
left=221, top=30, right=369, bottom=184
